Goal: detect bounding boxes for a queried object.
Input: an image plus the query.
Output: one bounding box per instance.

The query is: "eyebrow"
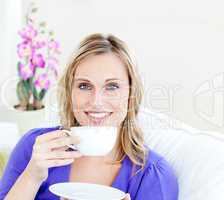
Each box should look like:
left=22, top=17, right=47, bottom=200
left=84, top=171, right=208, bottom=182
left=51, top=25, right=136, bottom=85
left=74, top=78, right=122, bottom=83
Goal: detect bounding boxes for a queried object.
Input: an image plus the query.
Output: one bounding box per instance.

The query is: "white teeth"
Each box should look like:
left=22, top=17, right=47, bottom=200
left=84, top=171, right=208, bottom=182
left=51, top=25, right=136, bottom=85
left=87, top=112, right=110, bottom=118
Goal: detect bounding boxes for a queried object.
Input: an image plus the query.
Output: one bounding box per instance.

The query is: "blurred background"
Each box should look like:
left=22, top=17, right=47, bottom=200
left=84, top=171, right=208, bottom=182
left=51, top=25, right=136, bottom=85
left=0, top=0, right=224, bottom=140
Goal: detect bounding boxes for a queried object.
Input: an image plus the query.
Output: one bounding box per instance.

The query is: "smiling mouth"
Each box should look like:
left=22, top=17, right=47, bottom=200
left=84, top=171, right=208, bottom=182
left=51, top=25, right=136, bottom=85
left=84, top=111, right=112, bottom=124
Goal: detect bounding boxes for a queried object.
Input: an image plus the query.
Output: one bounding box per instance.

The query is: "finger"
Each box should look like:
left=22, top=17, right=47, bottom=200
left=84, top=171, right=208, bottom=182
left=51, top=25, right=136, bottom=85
left=35, top=130, right=67, bottom=143
left=43, top=150, right=83, bottom=160
left=33, top=135, right=80, bottom=153
left=47, top=136, right=80, bottom=150
left=52, top=146, right=69, bottom=152
left=60, top=129, right=72, bottom=136
left=59, top=130, right=81, bottom=144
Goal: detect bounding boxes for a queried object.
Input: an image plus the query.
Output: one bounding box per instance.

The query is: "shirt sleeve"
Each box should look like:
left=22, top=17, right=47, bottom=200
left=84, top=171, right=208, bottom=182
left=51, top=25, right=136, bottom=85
left=134, top=157, right=179, bottom=200
left=0, top=128, right=38, bottom=200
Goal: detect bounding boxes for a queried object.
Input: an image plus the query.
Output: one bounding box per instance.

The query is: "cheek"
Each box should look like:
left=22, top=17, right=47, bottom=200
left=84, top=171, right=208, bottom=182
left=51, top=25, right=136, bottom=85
left=109, top=90, right=130, bottom=123
left=111, top=94, right=129, bottom=112
left=72, top=92, right=90, bottom=125
left=72, top=89, right=91, bottom=111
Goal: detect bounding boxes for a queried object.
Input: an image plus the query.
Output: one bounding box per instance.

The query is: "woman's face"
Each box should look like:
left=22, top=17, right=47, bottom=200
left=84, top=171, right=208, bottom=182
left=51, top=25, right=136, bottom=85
left=72, top=53, right=130, bottom=126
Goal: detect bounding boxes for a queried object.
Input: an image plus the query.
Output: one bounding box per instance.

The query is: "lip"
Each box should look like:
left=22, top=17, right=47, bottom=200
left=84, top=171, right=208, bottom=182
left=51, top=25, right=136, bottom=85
left=84, top=111, right=112, bottom=125
left=85, top=110, right=112, bottom=113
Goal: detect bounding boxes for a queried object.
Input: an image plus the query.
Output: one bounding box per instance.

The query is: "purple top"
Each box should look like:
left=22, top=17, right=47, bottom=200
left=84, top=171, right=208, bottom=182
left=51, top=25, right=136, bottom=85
left=0, top=126, right=178, bottom=200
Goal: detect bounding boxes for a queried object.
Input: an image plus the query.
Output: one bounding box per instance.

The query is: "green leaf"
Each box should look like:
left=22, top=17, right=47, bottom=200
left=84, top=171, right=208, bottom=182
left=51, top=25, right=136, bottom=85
left=16, top=80, right=30, bottom=102
left=17, top=62, right=20, bottom=76
left=31, top=85, right=39, bottom=100
left=39, top=89, right=46, bottom=100
left=32, top=86, right=47, bottom=101
left=31, top=8, right=38, bottom=13
left=39, top=22, right=46, bottom=27
left=23, top=79, right=30, bottom=92
left=49, top=31, right=54, bottom=36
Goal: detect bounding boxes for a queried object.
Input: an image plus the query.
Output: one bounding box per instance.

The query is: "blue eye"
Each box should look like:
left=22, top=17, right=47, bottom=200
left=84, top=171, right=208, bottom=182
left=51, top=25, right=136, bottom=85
left=78, top=83, right=92, bottom=90
left=106, top=83, right=119, bottom=91
left=77, top=82, right=119, bottom=91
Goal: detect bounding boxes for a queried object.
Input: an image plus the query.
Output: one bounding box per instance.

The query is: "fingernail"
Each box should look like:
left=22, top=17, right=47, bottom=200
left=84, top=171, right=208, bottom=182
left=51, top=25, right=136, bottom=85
left=61, top=130, right=71, bottom=137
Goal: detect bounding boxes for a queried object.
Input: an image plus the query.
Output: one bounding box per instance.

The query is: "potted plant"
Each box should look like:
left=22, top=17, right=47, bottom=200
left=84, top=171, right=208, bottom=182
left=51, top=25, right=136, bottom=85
left=12, top=2, right=60, bottom=134
left=15, top=2, right=60, bottom=111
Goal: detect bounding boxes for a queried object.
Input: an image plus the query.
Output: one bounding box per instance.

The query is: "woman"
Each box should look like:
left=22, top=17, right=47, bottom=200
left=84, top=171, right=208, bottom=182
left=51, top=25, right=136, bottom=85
left=0, top=33, right=178, bottom=200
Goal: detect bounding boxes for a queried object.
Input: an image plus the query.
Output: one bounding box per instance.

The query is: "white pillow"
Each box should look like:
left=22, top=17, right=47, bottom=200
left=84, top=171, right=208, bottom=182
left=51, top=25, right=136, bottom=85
left=137, top=106, right=199, bottom=132
left=137, top=107, right=224, bottom=200
left=0, top=122, right=19, bottom=151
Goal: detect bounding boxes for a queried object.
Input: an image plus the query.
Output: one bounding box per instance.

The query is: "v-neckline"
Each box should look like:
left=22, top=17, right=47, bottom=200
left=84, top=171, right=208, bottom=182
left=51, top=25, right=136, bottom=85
left=64, top=155, right=127, bottom=187
left=56, top=126, right=128, bottom=187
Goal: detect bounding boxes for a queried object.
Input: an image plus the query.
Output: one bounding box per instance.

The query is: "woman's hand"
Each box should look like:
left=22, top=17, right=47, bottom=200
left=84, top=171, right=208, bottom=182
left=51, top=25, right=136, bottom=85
left=123, top=193, right=131, bottom=200
left=24, top=130, right=82, bottom=184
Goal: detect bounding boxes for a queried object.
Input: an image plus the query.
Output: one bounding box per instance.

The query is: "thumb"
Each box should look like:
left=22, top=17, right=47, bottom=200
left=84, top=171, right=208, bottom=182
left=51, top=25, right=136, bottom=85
left=123, top=193, right=131, bottom=200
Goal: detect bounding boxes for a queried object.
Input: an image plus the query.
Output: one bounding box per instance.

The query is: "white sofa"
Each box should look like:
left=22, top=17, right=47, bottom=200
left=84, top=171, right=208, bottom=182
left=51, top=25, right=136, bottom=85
left=0, top=122, right=19, bottom=151
left=0, top=122, right=20, bottom=176
left=137, top=107, right=224, bottom=200
left=1, top=107, right=224, bottom=199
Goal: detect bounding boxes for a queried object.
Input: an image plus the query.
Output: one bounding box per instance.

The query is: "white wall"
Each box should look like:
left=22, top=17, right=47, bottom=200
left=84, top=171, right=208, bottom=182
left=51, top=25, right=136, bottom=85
left=0, top=0, right=22, bottom=106
left=1, top=0, right=224, bottom=133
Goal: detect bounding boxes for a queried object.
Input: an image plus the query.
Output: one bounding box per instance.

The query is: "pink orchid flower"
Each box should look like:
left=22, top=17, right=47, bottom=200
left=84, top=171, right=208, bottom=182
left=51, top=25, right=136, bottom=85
left=19, top=62, right=34, bottom=80
left=31, top=54, right=45, bottom=68
left=48, top=39, right=60, bottom=50
left=34, top=73, right=50, bottom=90
left=32, top=41, right=46, bottom=49
left=17, top=42, right=34, bottom=58
left=18, top=25, right=37, bottom=40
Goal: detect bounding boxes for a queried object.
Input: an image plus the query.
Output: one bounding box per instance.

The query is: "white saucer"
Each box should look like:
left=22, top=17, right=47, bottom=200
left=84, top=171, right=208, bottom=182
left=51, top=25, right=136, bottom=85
left=49, top=182, right=126, bottom=200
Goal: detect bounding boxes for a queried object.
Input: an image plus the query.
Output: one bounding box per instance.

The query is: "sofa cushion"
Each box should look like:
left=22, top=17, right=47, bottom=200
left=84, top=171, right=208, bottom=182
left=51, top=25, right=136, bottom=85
left=137, top=107, right=224, bottom=200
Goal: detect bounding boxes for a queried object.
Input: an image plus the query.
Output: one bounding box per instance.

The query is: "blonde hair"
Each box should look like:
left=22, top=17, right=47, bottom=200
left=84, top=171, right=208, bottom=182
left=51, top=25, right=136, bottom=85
left=58, top=33, right=148, bottom=172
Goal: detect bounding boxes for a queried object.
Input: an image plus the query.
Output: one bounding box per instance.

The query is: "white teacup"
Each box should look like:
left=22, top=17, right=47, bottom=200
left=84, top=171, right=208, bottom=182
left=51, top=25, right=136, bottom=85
left=62, top=126, right=118, bottom=156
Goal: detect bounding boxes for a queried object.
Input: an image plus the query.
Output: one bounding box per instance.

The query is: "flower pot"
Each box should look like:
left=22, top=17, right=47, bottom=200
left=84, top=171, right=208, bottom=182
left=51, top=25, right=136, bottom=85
left=0, top=105, right=46, bottom=135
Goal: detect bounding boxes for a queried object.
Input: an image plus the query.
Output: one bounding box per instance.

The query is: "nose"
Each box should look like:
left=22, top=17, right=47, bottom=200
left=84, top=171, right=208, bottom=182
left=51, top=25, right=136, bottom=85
left=91, top=88, right=104, bottom=108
